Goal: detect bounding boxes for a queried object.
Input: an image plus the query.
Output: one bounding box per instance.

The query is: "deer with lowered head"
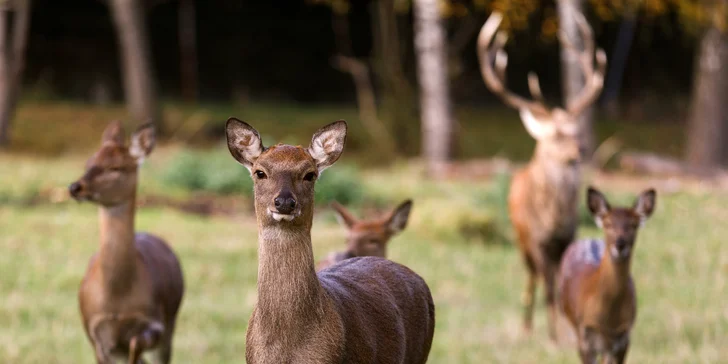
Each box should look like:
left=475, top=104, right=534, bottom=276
left=225, top=118, right=435, bottom=364
left=68, top=121, right=185, bottom=364
left=477, top=11, right=607, bottom=339
left=316, top=199, right=413, bottom=271
left=558, top=187, right=656, bottom=363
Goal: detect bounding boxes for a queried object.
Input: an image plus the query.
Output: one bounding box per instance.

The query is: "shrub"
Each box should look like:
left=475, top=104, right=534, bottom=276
left=315, top=165, right=365, bottom=206
left=161, top=149, right=253, bottom=196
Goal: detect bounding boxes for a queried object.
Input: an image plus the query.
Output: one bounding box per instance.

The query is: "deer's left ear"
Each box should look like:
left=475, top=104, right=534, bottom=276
left=633, top=188, right=656, bottom=225
left=387, top=199, right=413, bottom=235
left=129, top=123, right=156, bottom=164
left=308, top=120, right=347, bottom=173
left=586, top=186, right=610, bottom=228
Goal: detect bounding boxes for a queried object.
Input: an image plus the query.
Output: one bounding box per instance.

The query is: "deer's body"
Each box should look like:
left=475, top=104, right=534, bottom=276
left=477, top=11, right=606, bottom=339
left=558, top=187, right=656, bottom=363
left=226, top=119, right=434, bottom=364
left=70, top=122, right=184, bottom=363
left=317, top=200, right=413, bottom=271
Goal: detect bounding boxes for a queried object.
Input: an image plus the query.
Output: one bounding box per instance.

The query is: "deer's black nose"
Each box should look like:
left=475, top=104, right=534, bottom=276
left=68, top=182, right=82, bottom=197
left=274, top=193, right=296, bottom=214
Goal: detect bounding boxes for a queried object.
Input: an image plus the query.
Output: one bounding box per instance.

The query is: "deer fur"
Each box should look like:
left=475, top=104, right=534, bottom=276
left=477, top=11, right=607, bottom=339
left=69, top=121, right=185, bottom=364
left=316, top=199, right=413, bottom=271
left=558, top=187, right=656, bottom=363
left=225, top=118, right=435, bottom=364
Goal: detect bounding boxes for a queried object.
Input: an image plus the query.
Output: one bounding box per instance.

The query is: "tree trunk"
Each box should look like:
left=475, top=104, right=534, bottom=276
left=370, top=0, right=416, bottom=154
left=0, top=0, right=31, bottom=147
left=179, top=0, right=197, bottom=103
left=109, top=0, right=161, bottom=131
left=685, top=22, right=728, bottom=169
left=413, top=0, right=453, bottom=176
left=557, top=0, right=594, bottom=158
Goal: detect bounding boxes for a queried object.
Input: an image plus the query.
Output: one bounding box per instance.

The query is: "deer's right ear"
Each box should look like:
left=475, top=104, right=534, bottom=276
left=519, top=109, right=555, bottom=140
left=331, top=201, right=357, bottom=229
left=101, top=120, right=126, bottom=145
left=226, top=118, right=264, bottom=171
left=308, top=120, right=347, bottom=173
left=586, top=186, right=610, bottom=228
left=387, top=199, right=413, bottom=235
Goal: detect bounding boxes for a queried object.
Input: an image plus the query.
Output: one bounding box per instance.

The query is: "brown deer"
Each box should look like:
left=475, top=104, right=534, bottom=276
left=558, top=187, right=656, bottom=363
left=477, top=11, right=607, bottom=339
left=316, top=199, right=413, bottom=271
left=225, top=118, right=435, bottom=364
left=68, top=121, right=185, bottom=364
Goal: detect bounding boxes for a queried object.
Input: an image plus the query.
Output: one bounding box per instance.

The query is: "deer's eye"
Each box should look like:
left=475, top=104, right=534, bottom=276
left=109, top=166, right=124, bottom=172
left=255, top=170, right=267, bottom=179
left=303, top=172, right=316, bottom=181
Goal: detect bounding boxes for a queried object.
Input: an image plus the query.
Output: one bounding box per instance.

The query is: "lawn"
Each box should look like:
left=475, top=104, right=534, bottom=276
left=0, top=101, right=723, bottom=363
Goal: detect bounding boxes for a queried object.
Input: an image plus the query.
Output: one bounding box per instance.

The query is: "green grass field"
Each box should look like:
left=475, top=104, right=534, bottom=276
left=0, top=101, right=724, bottom=363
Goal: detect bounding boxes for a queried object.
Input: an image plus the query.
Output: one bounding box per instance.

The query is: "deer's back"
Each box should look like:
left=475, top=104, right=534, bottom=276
left=318, top=256, right=435, bottom=364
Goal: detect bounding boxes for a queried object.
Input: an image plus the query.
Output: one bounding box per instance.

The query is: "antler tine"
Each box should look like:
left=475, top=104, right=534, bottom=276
left=477, top=12, right=547, bottom=114
left=527, top=72, right=545, bottom=103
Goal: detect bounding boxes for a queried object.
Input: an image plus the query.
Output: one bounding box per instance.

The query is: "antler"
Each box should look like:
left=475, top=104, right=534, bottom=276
left=559, top=11, right=608, bottom=117
left=477, top=12, right=549, bottom=116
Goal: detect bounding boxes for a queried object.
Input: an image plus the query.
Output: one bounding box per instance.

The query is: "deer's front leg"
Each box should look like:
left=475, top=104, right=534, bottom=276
left=128, top=323, right=164, bottom=364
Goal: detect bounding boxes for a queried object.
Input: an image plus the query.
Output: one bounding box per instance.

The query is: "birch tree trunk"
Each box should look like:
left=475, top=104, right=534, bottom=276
left=0, top=0, right=31, bottom=146
left=557, top=0, right=594, bottom=158
left=685, top=10, right=728, bottom=169
left=109, top=0, right=161, bottom=131
left=414, top=0, right=453, bottom=176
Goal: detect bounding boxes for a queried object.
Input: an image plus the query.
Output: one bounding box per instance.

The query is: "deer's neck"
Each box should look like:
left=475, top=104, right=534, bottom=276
left=98, top=199, right=138, bottom=295
left=530, top=153, right=580, bottom=188
left=597, top=249, right=632, bottom=302
left=255, top=223, right=328, bottom=333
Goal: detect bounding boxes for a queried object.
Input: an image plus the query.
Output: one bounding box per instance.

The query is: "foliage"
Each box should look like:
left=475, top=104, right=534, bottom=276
left=315, top=164, right=366, bottom=206
left=161, top=148, right=254, bottom=196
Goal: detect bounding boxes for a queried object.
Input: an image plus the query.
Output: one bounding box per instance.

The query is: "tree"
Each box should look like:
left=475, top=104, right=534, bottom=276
left=685, top=0, right=728, bottom=169
left=179, top=0, right=197, bottom=103
left=414, top=0, right=453, bottom=176
left=0, top=0, right=31, bottom=147
left=109, top=0, right=161, bottom=132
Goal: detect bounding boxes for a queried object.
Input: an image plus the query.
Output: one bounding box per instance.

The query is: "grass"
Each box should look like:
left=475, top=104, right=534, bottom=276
left=1, top=146, right=727, bottom=364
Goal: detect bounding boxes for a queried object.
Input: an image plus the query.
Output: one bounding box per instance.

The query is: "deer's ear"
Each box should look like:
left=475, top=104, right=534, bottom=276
left=129, top=123, right=155, bottom=164
left=308, top=120, right=347, bottom=173
left=519, top=109, right=555, bottom=140
left=586, top=186, right=610, bottom=228
left=226, top=118, right=264, bottom=171
left=387, top=199, right=413, bottom=235
left=101, top=120, right=126, bottom=145
left=633, top=188, right=656, bottom=225
left=331, top=201, right=357, bottom=229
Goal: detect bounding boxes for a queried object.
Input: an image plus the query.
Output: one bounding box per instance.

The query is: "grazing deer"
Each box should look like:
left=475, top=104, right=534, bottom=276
left=68, top=121, right=185, bottom=364
left=477, top=11, right=607, bottom=339
left=558, top=187, right=656, bottom=363
left=225, top=118, right=435, bottom=364
left=316, top=199, right=413, bottom=271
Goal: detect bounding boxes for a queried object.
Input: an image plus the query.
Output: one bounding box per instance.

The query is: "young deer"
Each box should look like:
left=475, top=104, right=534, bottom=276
left=68, top=121, right=185, bottom=364
left=225, top=118, right=435, bottom=364
left=558, top=187, right=656, bottom=363
left=477, top=11, right=607, bottom=339
left=316, top=199, right=413, bottom=271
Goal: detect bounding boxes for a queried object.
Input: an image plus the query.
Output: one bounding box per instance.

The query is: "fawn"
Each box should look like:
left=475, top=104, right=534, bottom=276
left=477, top=11, right=607, bottom=339
left=316, top=199, right=413, bottom=271
left=558, top=187, right=656, bottom=363
left=69, top=121, right=185, bottom=364
left=225, top=118, right=435, bottom=363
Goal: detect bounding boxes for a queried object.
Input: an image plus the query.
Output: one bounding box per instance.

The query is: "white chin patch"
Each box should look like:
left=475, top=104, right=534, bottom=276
left=610, top=245, right=630, bottom=259
left=271, top=212, right=295, bottom=222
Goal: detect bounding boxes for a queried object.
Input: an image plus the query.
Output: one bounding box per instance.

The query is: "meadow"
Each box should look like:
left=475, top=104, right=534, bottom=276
left=0, top=101, right=725, bottom=363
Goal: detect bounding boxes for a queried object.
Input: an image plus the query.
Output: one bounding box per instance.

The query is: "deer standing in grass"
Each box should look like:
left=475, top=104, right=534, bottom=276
left=316, top=199, right=413, bottom=271
left=477, top=11, right=607, bottom=339
left=69, top=121, right=185, bottom=364
left=558, top=187, right=656, bottom=363
left=225, top=118, right=435, bottom=364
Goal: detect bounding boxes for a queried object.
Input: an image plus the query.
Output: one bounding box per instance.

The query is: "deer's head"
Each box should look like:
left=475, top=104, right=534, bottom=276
left=226, top=118, right=347, bottom=227
left=587, top=186, right=656, bottom=262
left=477, top=11, right=607, bottom=166
left=68, top=121, right=155, bottom=206
left=332, top=199, right=413, bottom=258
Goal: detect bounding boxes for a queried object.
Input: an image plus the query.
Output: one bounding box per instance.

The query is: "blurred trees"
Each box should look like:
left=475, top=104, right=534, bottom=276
left=414, top=0, right=453, bottom=176
left=179, top=0, right=197, bottom=103
left=0, top=0, right=30, bottom=147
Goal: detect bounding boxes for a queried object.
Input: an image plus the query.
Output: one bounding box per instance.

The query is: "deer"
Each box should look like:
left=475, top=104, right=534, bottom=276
left=68, top=121, right=185, bottom=364
left=316, top=199, right=413, bottom=271
left=477, top=11, right=607, bottom=340
left=225, top=118, right=435, bottom=364
left=558, top=187, right=656, bottom=363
